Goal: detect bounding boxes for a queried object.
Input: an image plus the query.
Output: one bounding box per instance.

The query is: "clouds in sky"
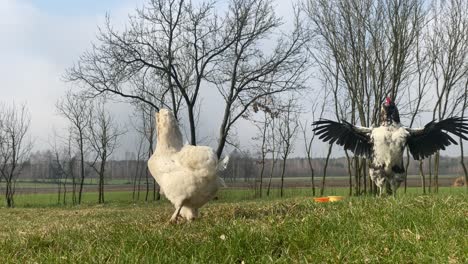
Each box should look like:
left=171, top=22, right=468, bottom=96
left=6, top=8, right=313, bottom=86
left=0, top=0, right=143, bottom=154
left=1, top=0, right=463, bottom=159
left=0, top=0, right=308, bottom=159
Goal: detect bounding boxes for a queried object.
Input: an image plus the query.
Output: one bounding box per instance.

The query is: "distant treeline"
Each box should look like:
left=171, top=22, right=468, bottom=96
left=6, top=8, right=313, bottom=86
left=20, top=150, right=467, bottom=183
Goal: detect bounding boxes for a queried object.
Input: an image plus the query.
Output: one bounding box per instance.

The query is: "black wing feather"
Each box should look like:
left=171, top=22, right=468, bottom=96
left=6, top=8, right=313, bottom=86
left=407, top=117, right=468, bottom=160
left=312, top=119, right=372, bottom=158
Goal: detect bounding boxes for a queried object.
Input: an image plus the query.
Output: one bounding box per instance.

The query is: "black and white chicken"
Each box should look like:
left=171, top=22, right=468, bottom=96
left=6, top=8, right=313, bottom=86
left=313, top=97, right=468, bottom=195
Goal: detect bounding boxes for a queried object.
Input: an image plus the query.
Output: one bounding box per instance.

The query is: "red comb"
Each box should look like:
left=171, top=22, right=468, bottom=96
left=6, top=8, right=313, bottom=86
left=385, top=97, right=392, bottom=105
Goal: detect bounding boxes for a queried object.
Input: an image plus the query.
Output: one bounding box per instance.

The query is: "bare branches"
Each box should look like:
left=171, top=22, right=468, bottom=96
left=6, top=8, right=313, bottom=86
left=428, top=0, right=468, bottom=120
left=306, top=0, right=426, bottom=127
left=87, top=99, right=125, bottom=203
left=212, top=0, right=308, bottom=157
left=66, top=0, right=237, bottom=145
left=0, top=103, right=32, bottom=207
left=277, top=98, right=300, bottom=197
left=56, top=91, right=91, bottom=204
left=300, top=90, right=327, bottom=196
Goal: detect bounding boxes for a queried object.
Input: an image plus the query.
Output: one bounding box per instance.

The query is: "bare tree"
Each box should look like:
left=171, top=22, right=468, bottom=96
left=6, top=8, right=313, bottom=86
left=64, top=129, right=78, bottom=204
left=50, top=130, right=68, bottom=204
left=266, top=116, right=280, bottom=196
left=131, top=102, right=161, bottom=201
left=66, top=0, right=236, bottom=146
left=320, top=144, right=333, bottom=196
left=306, top=0, right=426, bottom=195
left=252, top=111, right=271, bottom=198
left=0, top=103, right=32, bottom=207
left=403, top=18, right=431, bottom=193
left=300, top=92, right=327, bottom=196
left=88, top=100, right=123, bottom=203
left=211, top=0, right=308, bottom=158
left=132, top=129, right=147, bottom=201
left=51, top=128, right=79, bottom=204
left=56, top=91, right=92, bottom=204
left=427, top=0, right=468, bottom=192
left=460, top=79, right=468, bottom=192
left=277, top=98, right=300, bottom=197
left=251, top=97, right=281, bottom=197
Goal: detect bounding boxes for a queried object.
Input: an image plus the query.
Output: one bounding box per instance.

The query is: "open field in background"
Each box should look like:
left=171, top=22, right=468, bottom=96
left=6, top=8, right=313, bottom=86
left=0, top=186, right=465, bottom=208
left=2, top=174, right=461, bottom=196
left=0, top=191, right=466, bottom=263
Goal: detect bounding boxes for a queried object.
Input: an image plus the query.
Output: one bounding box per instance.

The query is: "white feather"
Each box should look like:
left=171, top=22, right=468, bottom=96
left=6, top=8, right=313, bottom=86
left=371, top=124, right=409, bottom=174
left=147, top=109, right=224, bottom=221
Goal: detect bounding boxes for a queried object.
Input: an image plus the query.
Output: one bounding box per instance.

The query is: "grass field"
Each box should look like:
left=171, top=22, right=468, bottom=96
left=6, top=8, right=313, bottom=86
left=0, top=188, right=466, bottom=263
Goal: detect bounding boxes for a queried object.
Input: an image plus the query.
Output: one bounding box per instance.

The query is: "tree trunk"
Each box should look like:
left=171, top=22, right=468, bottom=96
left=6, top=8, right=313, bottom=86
left=280, top=158, right=287, bottom=198
left=460, top=81, right=467, bottom=192
left=306, top=155, right=315, bottom=196
left=78, top=135, right=85, bottom=204
left=362, top=159, right=367, bottom=194
left=258, top=160, right=266, bottom=198
left=216, top=101, right=232, bottom=159
left=461, top=140, right=468, bottom=192
left=57, top=177, right=62, bottom=205
left=320, top=144, right=333, bottom=196
left=266, top=168, right=274, bottom=197
left=345, top=152, right=353, bottom=196
left=72, top=175, right=77, bottom=205
left=419, top=160, right=426, bottom=194
left=266, top=150, right=277, bottom=197
left=63, top=172, right=68, bottom=205
left=354, top=157, right=360, bottom=195
left=5, top=181, right=14, bottom=208
left=132, top=161, right=139, bottom=201
left=434, top=152, right=440, bottom=193
left=187, top=104, right=197, bottom=145
left=137, top=166, right=143, bottom=200
left=428, top=156, right=432, bottom=193
left=98, top=159, right=106, bottom=204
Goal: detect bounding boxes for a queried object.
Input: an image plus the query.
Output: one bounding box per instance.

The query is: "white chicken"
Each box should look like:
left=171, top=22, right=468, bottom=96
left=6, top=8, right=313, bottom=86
left=148, top=109, right=228, bottom=222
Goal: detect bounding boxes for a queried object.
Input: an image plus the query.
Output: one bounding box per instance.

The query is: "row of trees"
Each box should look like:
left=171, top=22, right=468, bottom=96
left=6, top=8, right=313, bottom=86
left=242, top=0, right=467, bottom=197
left=0, top=104, right=32, bottom=207
left=64, top=0, right=466, bottom=197
left=54, top=94, right=123, bottom=205
left=65, top=0, right=308, bottom=158
left=1, top=0, right=466, bottom=206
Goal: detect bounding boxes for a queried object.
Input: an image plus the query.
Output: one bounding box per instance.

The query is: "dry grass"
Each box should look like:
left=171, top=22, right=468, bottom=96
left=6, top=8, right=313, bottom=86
left=453, top=177, right=466, bottom=187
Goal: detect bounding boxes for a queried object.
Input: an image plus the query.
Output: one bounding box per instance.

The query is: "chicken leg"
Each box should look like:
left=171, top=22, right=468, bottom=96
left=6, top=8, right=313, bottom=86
left=170, top=205, right=183, bottom=223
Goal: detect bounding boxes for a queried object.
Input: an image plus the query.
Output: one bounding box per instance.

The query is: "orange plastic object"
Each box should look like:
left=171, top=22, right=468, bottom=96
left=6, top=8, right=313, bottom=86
left=328, top=196, right=344, bottom=202
left=313, top=197, right=330, bottom=203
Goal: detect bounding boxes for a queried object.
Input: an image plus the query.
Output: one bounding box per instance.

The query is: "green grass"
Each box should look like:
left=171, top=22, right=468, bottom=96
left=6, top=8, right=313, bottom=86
left=0, top=189, right=466, bottom=263
left=1, top=186, right=465, bottom=208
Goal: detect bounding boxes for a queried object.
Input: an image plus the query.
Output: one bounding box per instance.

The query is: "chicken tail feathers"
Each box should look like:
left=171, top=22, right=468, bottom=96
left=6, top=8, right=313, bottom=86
left=217, top=156, right=230, bottom=172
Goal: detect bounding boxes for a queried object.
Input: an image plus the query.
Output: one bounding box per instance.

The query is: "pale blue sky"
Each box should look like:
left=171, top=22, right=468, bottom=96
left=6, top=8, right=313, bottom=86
left=0, top=0, right=142, bottom=158
left=31, top=0, right=124, bottom=15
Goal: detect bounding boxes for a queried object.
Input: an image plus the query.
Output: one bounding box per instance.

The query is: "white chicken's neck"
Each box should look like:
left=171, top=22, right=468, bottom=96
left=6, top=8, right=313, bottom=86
left=155, top=143, right=181, bottom=154
left=155, top=116, right=184, bottom=154
left=380, top=122, right=401, bottom=129
left=380, top=121, right=401, bottom=127
left=156, top=132, right=183, bottom=154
